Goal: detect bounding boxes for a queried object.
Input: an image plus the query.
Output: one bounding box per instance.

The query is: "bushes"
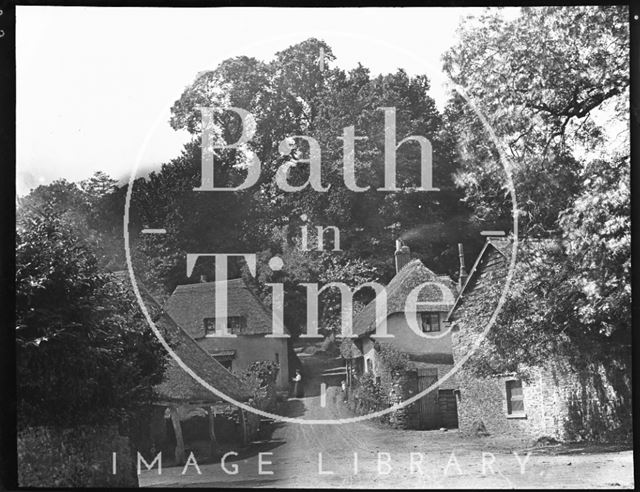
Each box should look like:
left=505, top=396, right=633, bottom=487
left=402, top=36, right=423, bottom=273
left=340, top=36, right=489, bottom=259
left=18, top=425, right=137, bottom=487
left=16, top=205, right=166, bottom=430
left=348, top=372, right=385, bottom=416
left=347, top=345, right=411, bottom=425
left=377, top=344, right=409, bottom=373
left=235, top=360, right=280, bottom=411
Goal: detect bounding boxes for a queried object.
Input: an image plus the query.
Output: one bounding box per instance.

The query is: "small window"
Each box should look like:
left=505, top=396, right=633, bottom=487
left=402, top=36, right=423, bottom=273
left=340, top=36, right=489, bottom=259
left=275, top=353, right=280, bottom=366
left=203, top=316, right=246, bottom=335
left=204, top=318, right=216, bottom=336
left=506, top=380, right=525, bottom=415
left=229, top=316, right=246, bottom=333
left=421, top=312, right=441, bottom=332
left=366, top=358, right=372, bottom=373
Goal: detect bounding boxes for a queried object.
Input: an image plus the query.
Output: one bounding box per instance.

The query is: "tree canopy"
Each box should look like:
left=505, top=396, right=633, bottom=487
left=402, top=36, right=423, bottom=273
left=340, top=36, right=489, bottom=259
left=443, top=6, right=630, bottom=375
left=126, top=38, right=478, bottom=335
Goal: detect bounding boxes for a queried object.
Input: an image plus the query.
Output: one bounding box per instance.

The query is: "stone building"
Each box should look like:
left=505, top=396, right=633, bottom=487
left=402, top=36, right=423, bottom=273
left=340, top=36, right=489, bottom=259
left=347, top=240, right=459, bottom=430
left=448, top=236, right=631, bottom=441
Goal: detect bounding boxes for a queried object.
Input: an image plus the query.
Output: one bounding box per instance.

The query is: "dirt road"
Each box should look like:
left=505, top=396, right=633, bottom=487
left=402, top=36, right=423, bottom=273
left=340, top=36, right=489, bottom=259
left=139, top=378, right=633, bottom=488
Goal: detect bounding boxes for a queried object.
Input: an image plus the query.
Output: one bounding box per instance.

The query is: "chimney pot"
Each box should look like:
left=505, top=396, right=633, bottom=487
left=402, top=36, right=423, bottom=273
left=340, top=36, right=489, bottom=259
left=394, top=240, right=411, bottom=273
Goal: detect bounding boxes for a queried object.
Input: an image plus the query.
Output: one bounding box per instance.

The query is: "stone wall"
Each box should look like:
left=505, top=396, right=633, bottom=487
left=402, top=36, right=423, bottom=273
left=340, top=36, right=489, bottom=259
left=454, top=371, right=547, bottom=438
left=453, top=361, right=632, bottom=441
left=18, top=425, right=137, bottom=487
left=384, top=369, right=415, bottom=429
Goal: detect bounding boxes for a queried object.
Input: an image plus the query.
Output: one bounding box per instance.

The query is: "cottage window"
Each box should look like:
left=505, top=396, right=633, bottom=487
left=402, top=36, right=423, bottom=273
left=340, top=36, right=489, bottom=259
left=421, top=312, right=441, bottom=332
left=203, top=318, right=216, bottom=335
left=203, top=316, right=246, bottom=335
left=228, top=316, right=246, bottom=333
left=506, top=379, right=525, bottom=416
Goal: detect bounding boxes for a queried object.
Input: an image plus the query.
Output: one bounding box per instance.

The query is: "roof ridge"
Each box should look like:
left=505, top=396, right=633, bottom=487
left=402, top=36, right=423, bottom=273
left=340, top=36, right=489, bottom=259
left=352, top=258, right=455, bottom=337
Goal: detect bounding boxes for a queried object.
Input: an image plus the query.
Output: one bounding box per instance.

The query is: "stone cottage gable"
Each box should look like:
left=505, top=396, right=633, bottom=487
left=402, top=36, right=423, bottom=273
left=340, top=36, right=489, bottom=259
left=448, top=239, right=509, bottom=351
left=446, top=239, right=631, bottom=441
left=165, top=278, right=277, bottom=339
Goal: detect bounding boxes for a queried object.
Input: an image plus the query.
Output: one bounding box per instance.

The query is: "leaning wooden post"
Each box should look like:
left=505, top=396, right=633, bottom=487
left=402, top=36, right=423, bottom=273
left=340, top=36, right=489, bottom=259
left=169, top=406, right=186, bottom=465
left=239, top=409, right=248, bottom=446
left=207, top=406, right=218, bottom=456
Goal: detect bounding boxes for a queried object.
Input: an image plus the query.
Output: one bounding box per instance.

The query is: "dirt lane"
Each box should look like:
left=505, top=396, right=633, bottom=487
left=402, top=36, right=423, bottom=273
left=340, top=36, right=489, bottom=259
left=139, top=383, right=633, bottom=488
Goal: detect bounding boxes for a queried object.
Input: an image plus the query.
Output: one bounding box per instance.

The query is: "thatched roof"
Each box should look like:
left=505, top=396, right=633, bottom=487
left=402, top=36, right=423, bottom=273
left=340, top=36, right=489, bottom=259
left=165, top=278, right=277, bottom=338
left=111, top=272, right=252, bottom=404
left=437, top=275, right=458, bottom=294
left=352, top=259, right=456, bottom=337
left=340, top=340, right=363, bottom=359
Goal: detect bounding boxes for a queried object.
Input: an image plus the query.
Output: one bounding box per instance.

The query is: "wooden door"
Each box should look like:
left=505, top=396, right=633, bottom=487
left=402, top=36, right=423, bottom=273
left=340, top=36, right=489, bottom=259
left=437, top=389, right=459, bottom=429
left=416, top=368, right=439, bottom=429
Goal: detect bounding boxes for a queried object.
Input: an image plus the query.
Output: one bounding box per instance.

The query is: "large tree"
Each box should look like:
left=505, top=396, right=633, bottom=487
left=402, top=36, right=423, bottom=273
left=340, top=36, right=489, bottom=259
left=444, top=6, right=630, bottom=376
left=442, top=6, right=629, bottom=233
left=128, top=38, right=475, bottom=334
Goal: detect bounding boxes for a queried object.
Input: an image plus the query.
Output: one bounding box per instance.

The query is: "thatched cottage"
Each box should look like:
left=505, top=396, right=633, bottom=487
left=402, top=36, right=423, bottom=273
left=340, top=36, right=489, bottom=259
left=347, top=240, right=459, bottom=430
left=165, top=277, right=291, bottom=391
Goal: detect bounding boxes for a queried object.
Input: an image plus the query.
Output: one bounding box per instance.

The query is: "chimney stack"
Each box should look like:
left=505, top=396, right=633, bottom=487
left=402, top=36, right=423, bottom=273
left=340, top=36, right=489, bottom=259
left=457, top=243, right=468, bottom=291
left=394, top=239, right=411, bottom=273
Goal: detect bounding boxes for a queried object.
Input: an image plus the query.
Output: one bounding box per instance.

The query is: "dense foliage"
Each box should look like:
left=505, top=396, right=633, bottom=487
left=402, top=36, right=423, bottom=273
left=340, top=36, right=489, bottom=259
left=16, top=186, right=166, bottom=429
left=443, top=5, right=628, bottom=234
left=347, top=345, right=409, bottom=418
left=443, top=6, right=630, bottom=375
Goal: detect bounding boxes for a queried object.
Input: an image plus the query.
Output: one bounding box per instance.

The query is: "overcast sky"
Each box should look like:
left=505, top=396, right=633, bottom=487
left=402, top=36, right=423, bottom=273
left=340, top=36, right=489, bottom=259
left=16, top=6, right=521, bottom=196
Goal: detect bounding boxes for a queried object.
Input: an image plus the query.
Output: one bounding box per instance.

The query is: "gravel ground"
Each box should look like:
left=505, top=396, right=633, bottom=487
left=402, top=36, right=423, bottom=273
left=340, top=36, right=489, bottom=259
left=139, top=355, right=634, bottom=488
